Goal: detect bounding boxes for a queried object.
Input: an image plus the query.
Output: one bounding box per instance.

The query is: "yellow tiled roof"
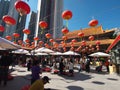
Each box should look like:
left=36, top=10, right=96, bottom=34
left=65, top=39, right=115, bottom=47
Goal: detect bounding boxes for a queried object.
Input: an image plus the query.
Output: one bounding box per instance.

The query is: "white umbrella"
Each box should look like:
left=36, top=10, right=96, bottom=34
left=50, top=51, right=63, bottom=55
left=35, top=52, right=48, bottom=55
left=33, top=47, right=54, bottom=53
left=89, top=52, right=111, bottom=57
left=0, top=37, right=21, bottom=50
left=12, top=49, right=29, bottom=54
left=63, top=51, right=80, bottom=56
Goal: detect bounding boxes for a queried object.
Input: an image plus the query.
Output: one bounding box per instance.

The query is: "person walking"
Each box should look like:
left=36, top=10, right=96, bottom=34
left=68, top=60, right=74, bottom=76
left=31, top=60, right=42, bottom=84
left=59, top=59, right=65, bottom=75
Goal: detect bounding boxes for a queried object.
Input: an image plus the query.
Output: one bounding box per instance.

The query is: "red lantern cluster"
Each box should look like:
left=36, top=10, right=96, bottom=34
left=62, top=10, right=72, bottom=20
left=88, top=19, right=98, bottom=27
left=2, top=15, right=16, bottom=25
left=14, top=0, right=30, bottom=16
left=0, top=25, right=5, bottom=32
left=23, top=29, right=31, bottom=35
left=61, top=28, right=69, bottom=34
left=39, top=21, right=48, bottom=29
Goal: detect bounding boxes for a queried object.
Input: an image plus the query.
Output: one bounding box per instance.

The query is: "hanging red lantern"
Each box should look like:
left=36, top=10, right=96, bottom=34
left=13, top=33, right=20, bottom=38
left=14, top=0, right=30, bottom=16
left=81, top=41, right=86, bottom=46
left=5, top=35, right=12, bottom=40
left=62, top=36, right=67, bottom=41
left=62, top=10, right=72, bottom=20
left=18, top=40, right=23, bottom=45
left=39, top=41, right=44, bottom=45
left=78, top=32, right=84, bottom=38
left=88, top=19, right=98, bottom=27
left=45, top=33, right=51, bottom=39
left=23, top=29, right=31, bottom=35
left=39, top=21, right=48, bottom=29
left=0, top=25, right=5, bottom=32
left=49, top=39, right=54, bottom=43
left=25, top=38, right=30, bottom=43
left=31, top=42, right=35, bottom=45
left=34, top=37, right=39, bottom=41
left=61, top=28, right=69, bottom=34
left=96, top=40, right=101, bottom=45
left=89, top=44, right=93, bottom=48
left=88, top=35, right=94, bottom=41
left=2, top=15, right=16, bottom=25
left=71, top=39, right=77, bottom=43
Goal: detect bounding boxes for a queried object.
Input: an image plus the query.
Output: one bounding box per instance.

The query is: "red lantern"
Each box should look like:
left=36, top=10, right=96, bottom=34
left=78, top=32, right=84, bottom=37
left=96, top=40, right=101, bottom=45
left=0, top=25, right=5, bottom=32
left=88, top=35, right=94, bottom=41
left=62, top=10, right=72, bottom=20
left=39, top=21, right=48, bottom=29
left=88, top=19, right=98, bottom=27
left=49, top=39, right=54, bottom=43
left=18, top=40, right=23, bottom=45
left=34, top=37, right=39, bottom=41
left=5, top=35, right=12, bottom=40
left=14, top=0, right=30, bottom=16
left=13, top=33, right=20, bottom=38
left=39, top=41, right=44, bottom=45
left=71, top=39, right=77, bottom=43
left=61, top=28, right=69, bottom=34
left=23, top=29, right=30, bottom=35
left=2, top=15, right=16, bottom=25
left=62, top=36, right=67, bottom=41
left=31, top=42, right=35, bottom=45
left=45, top=33, right=51, bottom=38
left=81, top=41, right=86, bottom=46
left=25, top=39, right=30, bottom=43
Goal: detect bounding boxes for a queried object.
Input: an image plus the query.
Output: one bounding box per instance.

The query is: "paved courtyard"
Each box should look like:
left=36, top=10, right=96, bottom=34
left=0, top=65, right=120, bottom=90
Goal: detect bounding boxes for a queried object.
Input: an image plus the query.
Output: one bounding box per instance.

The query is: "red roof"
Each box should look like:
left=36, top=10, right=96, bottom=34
left=106, top=35, right=120, bottom=52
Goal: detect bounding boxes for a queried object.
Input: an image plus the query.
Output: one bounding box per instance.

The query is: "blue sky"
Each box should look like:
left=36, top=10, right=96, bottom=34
left=27, top=0, right=120, bottom=31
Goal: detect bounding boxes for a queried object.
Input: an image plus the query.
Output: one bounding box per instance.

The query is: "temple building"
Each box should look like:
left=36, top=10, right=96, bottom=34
left=56, top=25, right=115, bottom=55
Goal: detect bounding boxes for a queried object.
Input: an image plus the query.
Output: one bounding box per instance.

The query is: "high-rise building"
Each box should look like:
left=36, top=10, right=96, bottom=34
left=1, top=0, right=27, bottom=41
left=34, top=0, right=63, bottom=43
left=0, top=0, right=10, bottom=36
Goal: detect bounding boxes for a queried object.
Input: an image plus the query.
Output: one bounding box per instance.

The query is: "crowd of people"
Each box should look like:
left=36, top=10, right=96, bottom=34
left=0, top=50, right=115, bottom=89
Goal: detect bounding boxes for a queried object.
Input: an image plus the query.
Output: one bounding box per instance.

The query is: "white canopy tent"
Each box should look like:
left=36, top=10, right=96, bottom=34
left=12, top=49, right=29, bottom=54
left=0, top=37, right=21, bottom=50
left=63, top=51, right=80, bottom=56
left=49, top=51, right=63, bottom=55
left=89, top=52, right=111, bottom=57
left=35, top=52, right=48, bottom=55
left=32, top=47, right=54, bottom=53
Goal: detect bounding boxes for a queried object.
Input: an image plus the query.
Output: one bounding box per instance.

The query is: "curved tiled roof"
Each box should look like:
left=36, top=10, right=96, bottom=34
left=65, top=39, right=114, bottom=47
left=65, top=26, right=103, bottom=38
